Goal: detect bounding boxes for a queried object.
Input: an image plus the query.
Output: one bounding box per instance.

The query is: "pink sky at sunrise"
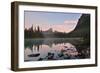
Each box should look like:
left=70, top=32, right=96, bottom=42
left=24, top=11, right=82, bottom=33
left=25, top=20, right=78, bottom=33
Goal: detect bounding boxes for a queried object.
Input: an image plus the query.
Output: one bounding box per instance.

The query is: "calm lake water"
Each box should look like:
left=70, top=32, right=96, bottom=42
left=24, top=38, right=90, bottom=62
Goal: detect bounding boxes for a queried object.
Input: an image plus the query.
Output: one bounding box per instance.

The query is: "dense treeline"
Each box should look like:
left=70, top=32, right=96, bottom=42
left=24, top=26, right=70, bottom=38
left=24, top=26, right=44, bottom=38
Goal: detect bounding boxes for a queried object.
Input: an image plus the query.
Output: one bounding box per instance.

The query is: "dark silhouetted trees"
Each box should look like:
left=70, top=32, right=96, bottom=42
left=24, top=25, right=44, bottom=38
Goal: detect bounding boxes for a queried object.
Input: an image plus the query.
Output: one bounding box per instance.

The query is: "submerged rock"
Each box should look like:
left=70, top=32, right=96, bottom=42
left=38, top=58, right=43, bottom=61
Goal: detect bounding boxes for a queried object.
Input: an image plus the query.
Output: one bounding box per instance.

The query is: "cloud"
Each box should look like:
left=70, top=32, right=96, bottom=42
left=51, top=20, right=78, bottom=33
left=64, top=20, right=78, bottom=25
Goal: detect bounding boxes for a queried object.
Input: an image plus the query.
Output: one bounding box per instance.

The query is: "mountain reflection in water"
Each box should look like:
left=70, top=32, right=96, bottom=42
left=24, top=38, right=90, bottom=62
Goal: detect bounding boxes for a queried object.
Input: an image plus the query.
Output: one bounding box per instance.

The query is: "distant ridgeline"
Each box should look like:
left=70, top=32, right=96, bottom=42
left=24, top=14, right=90, bottom=39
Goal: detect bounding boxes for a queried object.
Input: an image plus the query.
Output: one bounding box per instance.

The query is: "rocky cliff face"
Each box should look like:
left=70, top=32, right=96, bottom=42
left=69, top=14, right=90, bottom=37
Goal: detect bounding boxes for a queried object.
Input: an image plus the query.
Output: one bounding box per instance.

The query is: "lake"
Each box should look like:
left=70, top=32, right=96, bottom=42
left=24, top=38, right=90, bottom=62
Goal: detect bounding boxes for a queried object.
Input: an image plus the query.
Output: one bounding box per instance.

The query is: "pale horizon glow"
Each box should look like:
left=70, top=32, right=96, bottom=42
left=24, top=11, right=82, bottom=33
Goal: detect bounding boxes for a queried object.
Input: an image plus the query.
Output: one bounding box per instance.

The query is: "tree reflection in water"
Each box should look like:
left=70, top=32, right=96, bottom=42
left=24, top=38, right=90, bottom=62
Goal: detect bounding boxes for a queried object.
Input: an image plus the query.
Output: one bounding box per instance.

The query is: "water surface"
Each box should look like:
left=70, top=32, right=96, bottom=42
left=24, top=38, right=90, bottom=62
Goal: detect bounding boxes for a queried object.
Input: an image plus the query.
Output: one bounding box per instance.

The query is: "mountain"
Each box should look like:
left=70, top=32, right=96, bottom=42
left=43, top=28, right=53, bottom=33
left=69, top=14, right=90, bottom=37
left=42, top=28, right=55, bottom=38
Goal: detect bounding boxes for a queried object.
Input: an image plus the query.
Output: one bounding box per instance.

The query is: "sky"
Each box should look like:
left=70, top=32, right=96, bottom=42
left=24, top=11, right=82, bottom=33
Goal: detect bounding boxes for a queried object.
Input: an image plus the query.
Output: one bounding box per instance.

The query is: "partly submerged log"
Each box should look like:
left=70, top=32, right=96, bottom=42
left=28, top=53, right=40, bottom=57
